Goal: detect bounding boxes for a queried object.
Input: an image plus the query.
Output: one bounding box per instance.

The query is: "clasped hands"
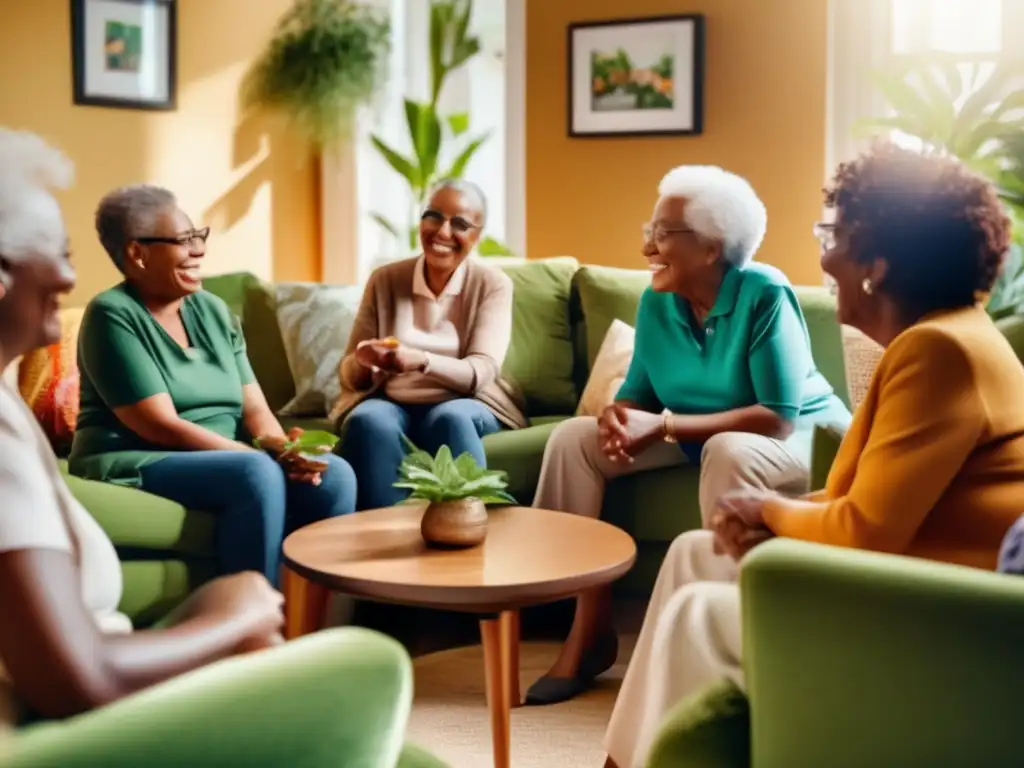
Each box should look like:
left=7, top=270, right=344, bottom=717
left=256, top=427, right=329, bottom=486
left=710, top=491, right=776, bottom=561
left=355, top=338, right=428, bottom=375
left=596, top=402, right=666, bottom=463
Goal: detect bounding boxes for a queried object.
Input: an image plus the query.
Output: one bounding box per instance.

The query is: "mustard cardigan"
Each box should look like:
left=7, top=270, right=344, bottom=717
left=764, top=305, right=1024, bottom=570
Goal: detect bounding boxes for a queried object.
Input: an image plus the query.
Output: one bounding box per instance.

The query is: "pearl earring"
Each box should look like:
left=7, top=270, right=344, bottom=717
left=861, top=278, right=873, bottom=295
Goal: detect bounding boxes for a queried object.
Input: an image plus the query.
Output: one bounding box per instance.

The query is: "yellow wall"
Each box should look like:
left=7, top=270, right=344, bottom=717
left=0, top=0, right=320, bottom=303
left=526, top=0, right=828, bottom=284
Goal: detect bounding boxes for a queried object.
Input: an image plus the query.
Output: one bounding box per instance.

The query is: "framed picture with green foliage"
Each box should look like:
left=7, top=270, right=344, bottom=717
left=568, top=15, right=704, bottom=138
left=71, top=0, right=177, bottom=111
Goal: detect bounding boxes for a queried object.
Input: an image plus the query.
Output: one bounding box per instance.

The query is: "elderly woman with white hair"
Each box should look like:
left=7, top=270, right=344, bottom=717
left=525, top=165, right=850, bottom=714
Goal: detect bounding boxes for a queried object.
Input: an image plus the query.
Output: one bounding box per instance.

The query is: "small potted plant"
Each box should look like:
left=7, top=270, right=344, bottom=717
left=394, top=437, right=516, bottom=548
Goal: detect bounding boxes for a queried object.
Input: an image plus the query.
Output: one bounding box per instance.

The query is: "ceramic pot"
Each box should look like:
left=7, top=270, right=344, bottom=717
left=420, top=498, right=488, bottom=548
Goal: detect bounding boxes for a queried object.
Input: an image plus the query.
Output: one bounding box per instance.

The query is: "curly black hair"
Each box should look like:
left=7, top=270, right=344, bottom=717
left=824, top=141, right=1013, bottom=316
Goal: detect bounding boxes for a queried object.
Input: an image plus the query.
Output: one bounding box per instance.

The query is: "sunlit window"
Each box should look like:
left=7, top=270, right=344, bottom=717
left=887, top=0, right=1008, bottom=151
left=891, top=0, right=1003, bottom=55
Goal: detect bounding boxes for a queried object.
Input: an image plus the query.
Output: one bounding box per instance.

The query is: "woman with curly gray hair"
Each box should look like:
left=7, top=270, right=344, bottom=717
left=526, top=165, right=850, bottom=706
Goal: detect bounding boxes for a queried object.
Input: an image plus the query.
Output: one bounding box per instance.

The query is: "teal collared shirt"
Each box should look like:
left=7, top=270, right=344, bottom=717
left=618, top=262, right=850, bottom=434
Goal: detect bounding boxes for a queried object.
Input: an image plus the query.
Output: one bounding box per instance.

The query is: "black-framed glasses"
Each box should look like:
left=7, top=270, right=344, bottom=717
left=136, top=226, right=210, bottom=253
left=642, top=223, right=694, bottom=242
left=420, top=210, right=480, bottom=234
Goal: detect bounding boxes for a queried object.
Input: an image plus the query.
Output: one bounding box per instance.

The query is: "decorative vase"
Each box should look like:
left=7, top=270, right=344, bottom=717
left=420, top=498, right=488, bottom=548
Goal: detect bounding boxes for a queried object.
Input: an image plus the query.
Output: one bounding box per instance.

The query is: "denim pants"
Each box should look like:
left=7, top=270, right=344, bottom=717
left=140, top=451, right=356, bottom=585
left=339, top=397, right=501, bottom=510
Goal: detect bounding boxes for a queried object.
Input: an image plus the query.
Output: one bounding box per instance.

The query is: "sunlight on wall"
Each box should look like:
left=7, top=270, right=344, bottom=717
left=0, top=0, right=320, bottom=303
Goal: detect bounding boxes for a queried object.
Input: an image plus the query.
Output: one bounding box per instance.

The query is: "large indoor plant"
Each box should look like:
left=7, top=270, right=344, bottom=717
left=857, top=60, right=1024, bottom=326
left=394, top=438, right=515, bottom=548
left=241, top=0, right=391, bottom=147
left=370, top=0, right=512, bottom=256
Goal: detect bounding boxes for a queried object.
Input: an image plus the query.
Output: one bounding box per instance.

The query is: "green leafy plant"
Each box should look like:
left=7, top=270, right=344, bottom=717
left=393, top=436, right=515, bottom=504
left=856, top=60, right=1024, bottom=317
left=253, top=430, right=339, bottom=457
left=369, top=0, right=512, bottom=256
left=241, top=0, right=390, bottom=147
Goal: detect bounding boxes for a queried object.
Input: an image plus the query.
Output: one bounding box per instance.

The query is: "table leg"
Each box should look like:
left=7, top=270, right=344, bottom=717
left=501, top=610, right=521, bottom=707
left=480, top=611, right=518, bottom=768
left=283, top=568, right=329, bottom=640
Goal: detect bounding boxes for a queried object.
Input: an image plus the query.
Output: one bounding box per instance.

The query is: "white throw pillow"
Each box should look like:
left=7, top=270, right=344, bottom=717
left=275, top=283, right=364, bottom=417
left=576, top=319, right=636, bottom=417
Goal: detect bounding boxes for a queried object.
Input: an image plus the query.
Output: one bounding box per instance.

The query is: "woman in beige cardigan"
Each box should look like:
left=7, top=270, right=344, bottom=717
left=332, top=180, right=526, bottom=510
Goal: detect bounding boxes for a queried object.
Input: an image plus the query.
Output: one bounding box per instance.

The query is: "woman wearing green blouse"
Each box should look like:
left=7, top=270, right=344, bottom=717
left=69, top=185, right=356, bottom=585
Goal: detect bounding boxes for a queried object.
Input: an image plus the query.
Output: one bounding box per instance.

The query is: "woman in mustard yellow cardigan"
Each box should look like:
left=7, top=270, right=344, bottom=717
left=601, top=142, right=1024, bottom=768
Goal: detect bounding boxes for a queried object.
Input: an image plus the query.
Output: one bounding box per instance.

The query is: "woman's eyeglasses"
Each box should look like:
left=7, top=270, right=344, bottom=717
left=136, top=226, right=211, bottom=254
left=420, top=210, right=479, bottom=234
left=813, top=222, right=836, bottom=254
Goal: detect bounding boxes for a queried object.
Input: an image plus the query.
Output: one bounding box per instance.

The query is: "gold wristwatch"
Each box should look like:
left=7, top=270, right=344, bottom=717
left=662, top=410, right=678, bottom=443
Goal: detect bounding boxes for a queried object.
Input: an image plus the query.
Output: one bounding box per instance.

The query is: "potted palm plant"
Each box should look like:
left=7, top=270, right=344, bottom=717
left=241, top=0, right=391, bottom=147
left=394, top=438, right=515, bottom=548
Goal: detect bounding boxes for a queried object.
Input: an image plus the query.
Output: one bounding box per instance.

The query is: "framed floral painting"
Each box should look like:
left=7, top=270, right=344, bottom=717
left=568, top=15, right=704, bottom=138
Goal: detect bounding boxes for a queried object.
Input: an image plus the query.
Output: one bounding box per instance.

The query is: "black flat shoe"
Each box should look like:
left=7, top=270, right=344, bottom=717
left=524, top=632, right=619, bottom=706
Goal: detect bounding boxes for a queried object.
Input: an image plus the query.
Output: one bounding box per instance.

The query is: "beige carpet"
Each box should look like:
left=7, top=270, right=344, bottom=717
left=407, top=636, right=636, bottom=768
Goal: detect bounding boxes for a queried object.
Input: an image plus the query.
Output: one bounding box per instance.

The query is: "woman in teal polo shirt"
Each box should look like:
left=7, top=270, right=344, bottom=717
left=70, top=185, right=356, bottom=586
left=527, top=165, right=851, bottom=705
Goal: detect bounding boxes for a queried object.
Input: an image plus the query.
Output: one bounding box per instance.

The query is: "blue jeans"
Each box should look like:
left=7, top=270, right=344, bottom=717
left=340, top=397, right=501, bottom=510
left=139, top=451, right=356, bottom=585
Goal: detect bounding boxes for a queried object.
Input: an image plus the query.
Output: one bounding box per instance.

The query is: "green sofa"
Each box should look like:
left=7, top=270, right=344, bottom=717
left=61, top=257, right=851, bottom=624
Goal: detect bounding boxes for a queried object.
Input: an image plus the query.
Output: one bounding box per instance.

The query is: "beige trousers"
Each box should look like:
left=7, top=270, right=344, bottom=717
left=605, top=531, right=741, bottom=768
left=533, top=416, right=811, bottom=525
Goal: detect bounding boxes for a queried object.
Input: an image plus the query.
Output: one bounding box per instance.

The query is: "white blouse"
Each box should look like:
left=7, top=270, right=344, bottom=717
left=0, top=381, right=130, bottom=726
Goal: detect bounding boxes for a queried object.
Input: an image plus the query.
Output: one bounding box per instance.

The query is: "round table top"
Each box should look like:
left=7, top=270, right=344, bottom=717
left=282, top=504, right=637, bottom=613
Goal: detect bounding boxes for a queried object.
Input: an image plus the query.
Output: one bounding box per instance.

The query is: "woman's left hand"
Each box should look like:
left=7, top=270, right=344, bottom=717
left=257, top=427, right=327, bottom=486
left=600, top=408, right=664, bottom=461
left=711, top=490, right=777, bottom=560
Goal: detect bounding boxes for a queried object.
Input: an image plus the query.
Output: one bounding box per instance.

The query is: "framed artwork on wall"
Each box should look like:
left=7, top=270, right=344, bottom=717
left=567, top=14, right=705, bottom=138
left=71, top=0, right=177, bottom=111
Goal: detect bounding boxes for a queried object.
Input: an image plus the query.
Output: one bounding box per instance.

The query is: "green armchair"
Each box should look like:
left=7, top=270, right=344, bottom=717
left=645, top=424, right=1024, bottom=767
left=4, top=628, right=448, bottom=768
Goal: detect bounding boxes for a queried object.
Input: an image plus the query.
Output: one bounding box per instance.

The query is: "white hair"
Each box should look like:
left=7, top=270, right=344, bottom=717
left=657, top=165, right=767, bottom=268
left=0, top=128, right=73, bottom=262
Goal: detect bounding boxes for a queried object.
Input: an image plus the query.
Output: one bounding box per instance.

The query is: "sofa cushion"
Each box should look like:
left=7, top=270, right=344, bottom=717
left=572, top=266, right=651, bottom=371
left=482, top=416, right=567, bottom=503
left=499, top=258, right=580, bottom=416
left=274, top=282, right=363, bottom=417
left=60, top=461, right=215, bottom=557
left=202, top=273, right=295, bottom=414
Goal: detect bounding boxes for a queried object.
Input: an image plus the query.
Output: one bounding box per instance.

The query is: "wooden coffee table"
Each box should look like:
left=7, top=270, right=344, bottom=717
left=282, top=504, right=636, bottom=768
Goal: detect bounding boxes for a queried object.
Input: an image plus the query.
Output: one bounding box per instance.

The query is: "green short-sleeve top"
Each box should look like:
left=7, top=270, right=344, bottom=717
left=69, top=283, right=257, bottom=486
left=617, top=262, right=850, bottom=431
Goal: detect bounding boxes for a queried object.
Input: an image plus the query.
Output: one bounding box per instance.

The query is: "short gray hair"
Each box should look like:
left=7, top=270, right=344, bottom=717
left=0, top=128, right=73, bottom=262
left=95, top=184, right=177, bottom=270
left=427, top=178, right=488, bottom=227
left=658, top=165, right=767, bottom=268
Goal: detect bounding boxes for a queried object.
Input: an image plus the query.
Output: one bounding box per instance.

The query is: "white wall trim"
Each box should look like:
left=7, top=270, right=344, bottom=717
left=504, top=0, right=526, bottom=258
